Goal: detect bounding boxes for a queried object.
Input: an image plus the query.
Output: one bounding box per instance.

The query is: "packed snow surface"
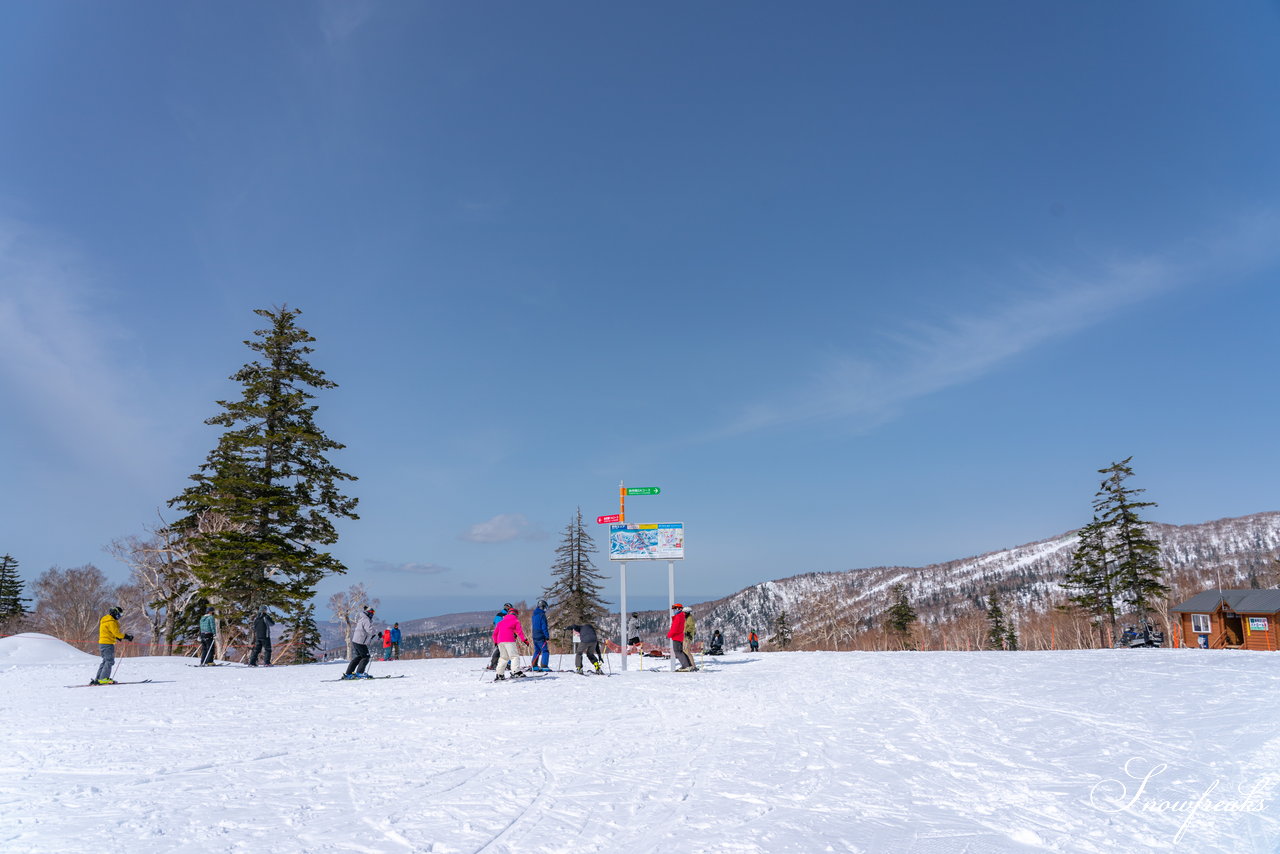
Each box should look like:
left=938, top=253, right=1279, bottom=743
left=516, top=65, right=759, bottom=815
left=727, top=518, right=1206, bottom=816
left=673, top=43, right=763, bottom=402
left=2, top=638, right=1278, bottom=853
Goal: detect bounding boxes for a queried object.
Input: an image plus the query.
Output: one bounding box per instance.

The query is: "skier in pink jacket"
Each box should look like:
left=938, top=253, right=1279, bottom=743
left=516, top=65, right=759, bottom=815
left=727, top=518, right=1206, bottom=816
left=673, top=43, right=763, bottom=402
left=491, top=608, right=529, bottom=681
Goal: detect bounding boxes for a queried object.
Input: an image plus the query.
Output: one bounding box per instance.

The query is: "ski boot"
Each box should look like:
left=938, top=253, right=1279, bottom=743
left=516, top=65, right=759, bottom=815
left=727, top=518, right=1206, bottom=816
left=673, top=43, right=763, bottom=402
left=512, top=670, right=527, bottom=678
left=494, top=673, right=506, bottom=681
left=96, top=678, right=116, bottom=684
left=593, top=661, right=603, bottom=673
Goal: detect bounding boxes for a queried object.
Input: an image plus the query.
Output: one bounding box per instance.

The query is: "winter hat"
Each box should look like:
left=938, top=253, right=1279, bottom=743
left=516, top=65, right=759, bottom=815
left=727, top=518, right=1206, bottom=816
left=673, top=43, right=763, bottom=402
left=509, top=608, right=520, bottom=616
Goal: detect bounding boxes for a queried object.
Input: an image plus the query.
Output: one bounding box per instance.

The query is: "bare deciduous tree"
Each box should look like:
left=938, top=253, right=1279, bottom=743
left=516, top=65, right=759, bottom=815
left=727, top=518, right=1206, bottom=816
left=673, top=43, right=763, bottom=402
left=32, top=565, right=121, bottom=652
left=328, top=583, right=378, bottom=660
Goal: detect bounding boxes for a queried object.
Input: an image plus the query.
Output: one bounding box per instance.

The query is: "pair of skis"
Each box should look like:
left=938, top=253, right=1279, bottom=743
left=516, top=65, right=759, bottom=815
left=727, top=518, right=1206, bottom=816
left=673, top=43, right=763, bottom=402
left=67, top=679, right=170, bottom=688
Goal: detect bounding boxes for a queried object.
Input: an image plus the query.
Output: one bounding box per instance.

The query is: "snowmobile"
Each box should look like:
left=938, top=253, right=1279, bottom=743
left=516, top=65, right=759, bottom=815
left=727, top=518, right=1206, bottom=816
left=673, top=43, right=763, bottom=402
left=1115, top=624, right=1164, bottom=648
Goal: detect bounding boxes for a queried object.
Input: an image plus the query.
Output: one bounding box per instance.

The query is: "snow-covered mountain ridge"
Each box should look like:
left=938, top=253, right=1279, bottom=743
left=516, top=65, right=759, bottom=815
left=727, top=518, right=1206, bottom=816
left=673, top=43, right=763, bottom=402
left=692, top=511, right=1280, bottom=643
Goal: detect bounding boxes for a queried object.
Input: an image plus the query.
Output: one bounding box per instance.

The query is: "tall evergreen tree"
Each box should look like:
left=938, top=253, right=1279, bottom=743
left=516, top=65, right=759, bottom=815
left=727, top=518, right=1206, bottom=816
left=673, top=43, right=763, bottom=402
left=0, top=554, right=30, bottom=628
left=541, top=508, right=609, bottom=632
left=167, top=307, right=359, bottom=631
left=985, top=590, right=1008, bottom=650
left=885, top=582, right=918, bottom=648
left=1064, top=458, right=1167, bottom=642
left=771, top=610, right=793, bottom=649
left=1095, top=458, right=1167, bottom=621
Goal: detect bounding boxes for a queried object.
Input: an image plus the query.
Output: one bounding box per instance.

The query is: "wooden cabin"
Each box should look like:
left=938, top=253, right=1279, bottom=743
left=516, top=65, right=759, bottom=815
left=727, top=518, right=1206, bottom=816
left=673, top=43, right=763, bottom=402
left=1170, top=589, right=1280, bottom=651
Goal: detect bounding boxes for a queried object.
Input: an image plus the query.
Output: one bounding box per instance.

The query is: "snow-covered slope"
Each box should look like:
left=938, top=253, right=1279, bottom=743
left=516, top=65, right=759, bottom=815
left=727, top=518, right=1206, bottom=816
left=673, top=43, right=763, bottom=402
left=2, top=635, right=1278, bottom=852
left=696, top=512, right=1280, bottom=641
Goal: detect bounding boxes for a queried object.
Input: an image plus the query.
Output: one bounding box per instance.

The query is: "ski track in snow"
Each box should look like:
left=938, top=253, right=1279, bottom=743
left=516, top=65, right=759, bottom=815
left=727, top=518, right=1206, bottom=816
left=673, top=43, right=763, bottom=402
left=2, top=642, right=1279, bottom=853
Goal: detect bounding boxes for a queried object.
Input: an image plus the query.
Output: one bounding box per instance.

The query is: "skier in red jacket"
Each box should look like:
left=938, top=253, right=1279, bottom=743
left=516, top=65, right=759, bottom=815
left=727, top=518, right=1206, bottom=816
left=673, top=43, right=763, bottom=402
left=667, top=603, right=696, bottom=671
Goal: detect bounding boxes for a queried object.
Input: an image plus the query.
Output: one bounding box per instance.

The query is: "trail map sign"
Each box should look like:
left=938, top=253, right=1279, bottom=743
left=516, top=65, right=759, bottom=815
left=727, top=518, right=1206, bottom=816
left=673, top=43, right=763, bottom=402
left=609, top=523, right=684, bottom=561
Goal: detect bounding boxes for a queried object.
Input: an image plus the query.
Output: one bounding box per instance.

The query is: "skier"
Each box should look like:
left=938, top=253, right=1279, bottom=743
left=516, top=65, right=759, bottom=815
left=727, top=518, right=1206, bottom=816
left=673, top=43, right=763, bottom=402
left=382, top=626, right=393, bottom=661
left=486, top=604, right=513, bottom=670
left=627, top=612, right=642, bottom=648
left=530, top=599, right=551, bottom=672
left=92, top=606, right=133, bottom=685
left=344, top=606, right=376, bottom=679
left=567, top=621, right=603, bottom=674
left=198, top=606, right=216, bottom=665
left=248, top=605, right=275, bottom=666
left=492, top=607, right=529, bottom=681
left=748, top=629, right=760, bottom=652
left=390, top=623, right=402, bottom=660
left=683, top=606, right=697, bottom=656
left=708, top=629, right=724, bottom=656
left=667, top=604, right=695, bottom=671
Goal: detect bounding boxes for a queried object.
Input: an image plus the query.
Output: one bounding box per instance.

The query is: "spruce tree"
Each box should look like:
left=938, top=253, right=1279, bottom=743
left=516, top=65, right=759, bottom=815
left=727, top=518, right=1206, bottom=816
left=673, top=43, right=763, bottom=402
left=167, top=306, right=359, bottom=630
left=985, top=590, right=1008, bottom=650
left=541, top=508, right=609, bottom=632
left=1095, top=458, right=1167, bottom=621
left=278, top=601, right=322, bottom=664
left=885, top=583, right=918, bottom=648
left=0, top=554, right=29, bottom=628
left=771, top=610, right=793, bottom=649
left=1062, top=516, right=1117, bottom=644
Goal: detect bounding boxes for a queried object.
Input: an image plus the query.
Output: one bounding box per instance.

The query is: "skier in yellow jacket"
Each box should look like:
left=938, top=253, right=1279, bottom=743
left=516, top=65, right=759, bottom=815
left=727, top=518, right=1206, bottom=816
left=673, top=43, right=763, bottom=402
left=93, top=606, right=133, bottom=685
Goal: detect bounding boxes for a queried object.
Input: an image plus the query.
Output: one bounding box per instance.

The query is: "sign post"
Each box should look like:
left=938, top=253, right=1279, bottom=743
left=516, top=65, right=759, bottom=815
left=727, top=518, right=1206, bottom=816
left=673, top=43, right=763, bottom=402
left=609, top=517, right=682, bottom=672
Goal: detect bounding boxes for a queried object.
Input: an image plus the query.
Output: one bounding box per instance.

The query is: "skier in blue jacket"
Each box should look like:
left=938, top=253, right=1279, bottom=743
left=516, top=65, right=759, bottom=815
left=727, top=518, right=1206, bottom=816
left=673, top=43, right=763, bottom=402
left=530, top=599, right=551, bottom=672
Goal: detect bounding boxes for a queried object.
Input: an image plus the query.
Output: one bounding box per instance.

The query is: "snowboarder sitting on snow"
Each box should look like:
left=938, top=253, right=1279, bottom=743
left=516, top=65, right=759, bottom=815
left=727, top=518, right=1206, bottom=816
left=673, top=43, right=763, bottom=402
left=492, top=607, right=529, bottom=681
left=667, top=604, right=695, bottom=671
left=486, top=604, right=513, bottom=670
left=531, top=599, right=552, bottom=672
left=566, top=622, right=603, bottom=673
left=198, top=605, right=216, bottom=665
left=92, top=606, right=133, bottom=685
left=344, top=607, right=376, bottom=679
left=248, top=605, right=275, bottom=666
left=708, top=629, right=724, bottom=656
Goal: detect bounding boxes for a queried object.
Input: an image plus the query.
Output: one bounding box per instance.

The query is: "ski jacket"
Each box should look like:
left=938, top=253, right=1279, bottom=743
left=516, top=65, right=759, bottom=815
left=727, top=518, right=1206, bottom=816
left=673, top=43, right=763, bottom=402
left=492, top=612, right=528, bottom=645
left=748, top=631, right=759, bottom=643
left=352, top=613, right=375, bottom=645
left=667, top=611, right=686, bottom=642
left=98, top=613, right=125, bottom=645
left=684, top=613, right=697, bottom=641
left=382, top=629, right=392, bottom=647
left=390, top=627, right=401, bottom=644
left=567, top=624, right=597, bottom=645
left=253, top=612, right=274, bottom=639
left=532, top=607, right=550, bottom=642
left=199, top=614, right=215, bottom=634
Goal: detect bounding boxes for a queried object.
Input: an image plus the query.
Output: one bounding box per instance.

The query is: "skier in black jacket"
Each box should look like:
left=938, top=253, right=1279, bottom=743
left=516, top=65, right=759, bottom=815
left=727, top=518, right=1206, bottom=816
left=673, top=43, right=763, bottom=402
left=566, top=622, right=602, bottom=674
left=249, top=606, right=275, bottom=666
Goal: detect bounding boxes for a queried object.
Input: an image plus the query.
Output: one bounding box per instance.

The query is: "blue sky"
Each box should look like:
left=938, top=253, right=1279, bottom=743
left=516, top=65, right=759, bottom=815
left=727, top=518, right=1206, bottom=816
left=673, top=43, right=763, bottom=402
left=2, top=2, right=1278, bottom=620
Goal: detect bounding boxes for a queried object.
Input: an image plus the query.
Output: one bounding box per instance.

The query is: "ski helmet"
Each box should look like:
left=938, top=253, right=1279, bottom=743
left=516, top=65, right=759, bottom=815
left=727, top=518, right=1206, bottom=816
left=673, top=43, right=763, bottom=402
left=537, top=599, right=548, bottom=609
left=503, top=602, right=513, bottom=611
left=683, top=606, right=692, bottom=613
left=109, top=606, right=122, bottom=619
left=671, top=603, right=683, bottom=610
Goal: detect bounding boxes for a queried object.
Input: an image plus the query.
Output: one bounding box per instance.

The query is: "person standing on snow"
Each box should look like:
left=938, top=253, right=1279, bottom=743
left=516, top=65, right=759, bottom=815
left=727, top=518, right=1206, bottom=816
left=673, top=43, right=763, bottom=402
left=344, top=606, right=377, bottom=679
left=92, top=606, right=133, bottom=685
left=530, top=600, right=551, bottom=672
left=748, top=629, right=760, bottom=652
left=381, top=626, right=393, bottom=661
left=492, top=607, right=529, bottom=681
left=486, top=604, right=513, bottom=670
left=667, top=604, right=695, bottom=671
left=627, top=612, right=642, bottom=648
left=390, top=623, right=402, bottom=660
left=567, top=621, right=603, bottom=674
left=248, top=605, right=275, bottom=666
left=683, top=606, right=697, bottom=657
left=198, top=606, right=216, bottom=665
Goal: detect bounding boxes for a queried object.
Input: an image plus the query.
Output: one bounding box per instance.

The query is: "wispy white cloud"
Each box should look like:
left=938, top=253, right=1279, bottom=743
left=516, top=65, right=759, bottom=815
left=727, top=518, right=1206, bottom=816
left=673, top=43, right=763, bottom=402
left=366, top=560, right=451, bottom=575
left=717, top=211, right=1280, bottom=438
left=0, top=219, right=174, bottom=483
left=459, top=513, right=544, bottom=544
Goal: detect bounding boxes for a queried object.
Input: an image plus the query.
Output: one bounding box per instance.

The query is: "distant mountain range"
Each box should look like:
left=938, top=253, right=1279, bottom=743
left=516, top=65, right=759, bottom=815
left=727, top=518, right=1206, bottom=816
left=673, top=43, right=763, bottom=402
left=319, top=512, right=1280, bottom=655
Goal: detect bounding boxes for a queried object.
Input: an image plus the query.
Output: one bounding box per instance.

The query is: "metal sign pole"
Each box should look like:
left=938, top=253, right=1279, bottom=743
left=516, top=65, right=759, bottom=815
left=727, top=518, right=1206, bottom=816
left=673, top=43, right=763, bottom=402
left=619, top=562, right=628, bottom=672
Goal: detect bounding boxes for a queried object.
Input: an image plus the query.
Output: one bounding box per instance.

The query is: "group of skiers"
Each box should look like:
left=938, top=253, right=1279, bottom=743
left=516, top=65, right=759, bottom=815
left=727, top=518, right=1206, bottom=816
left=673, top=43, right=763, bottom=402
left=90, top=600, right=759, bottom=684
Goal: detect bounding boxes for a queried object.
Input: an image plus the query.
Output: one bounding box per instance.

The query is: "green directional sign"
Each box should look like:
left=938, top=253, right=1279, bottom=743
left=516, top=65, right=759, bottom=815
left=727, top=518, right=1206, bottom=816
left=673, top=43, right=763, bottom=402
left=626, top=487, right=661, bottom=496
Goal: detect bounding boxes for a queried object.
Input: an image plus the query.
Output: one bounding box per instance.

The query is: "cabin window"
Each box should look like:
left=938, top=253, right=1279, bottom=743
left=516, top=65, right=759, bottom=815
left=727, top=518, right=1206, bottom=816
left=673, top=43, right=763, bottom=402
left=1191, top=614, right=1211, bottom=634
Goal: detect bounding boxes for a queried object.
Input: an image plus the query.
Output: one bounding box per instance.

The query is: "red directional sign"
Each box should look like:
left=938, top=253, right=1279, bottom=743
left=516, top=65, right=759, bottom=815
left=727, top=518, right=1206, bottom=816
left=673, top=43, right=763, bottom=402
left=596, top=514, right=622, bottom=525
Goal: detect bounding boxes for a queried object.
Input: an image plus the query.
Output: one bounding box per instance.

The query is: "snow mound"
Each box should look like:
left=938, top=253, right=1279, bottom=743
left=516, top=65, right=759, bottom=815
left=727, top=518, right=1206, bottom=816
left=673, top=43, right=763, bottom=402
left=0, top=632, right=98, bottom=665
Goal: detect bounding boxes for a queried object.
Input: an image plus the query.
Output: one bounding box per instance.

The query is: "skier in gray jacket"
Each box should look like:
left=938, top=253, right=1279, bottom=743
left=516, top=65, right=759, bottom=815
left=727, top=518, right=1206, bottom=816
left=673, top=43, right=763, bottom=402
left=344, top=607, right=376, bottom=679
